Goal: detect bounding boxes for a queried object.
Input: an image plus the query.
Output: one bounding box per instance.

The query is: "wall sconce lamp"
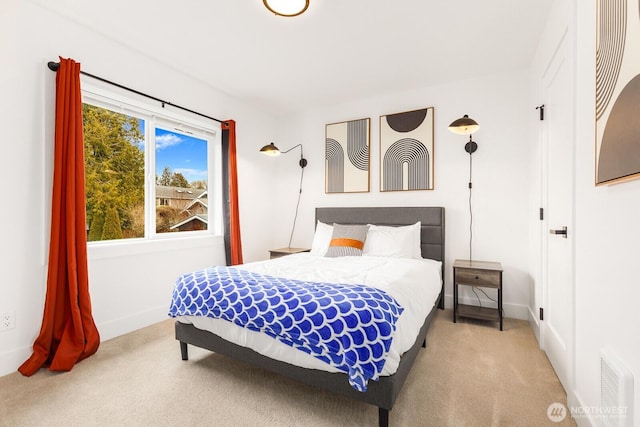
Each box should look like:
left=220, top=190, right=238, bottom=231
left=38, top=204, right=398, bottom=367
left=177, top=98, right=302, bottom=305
left=259, top=143, right=308, bottom=248
left=259, top=142, right=308, bottom=167
left=449, top=114, right=480, bottom=262
left=263, top=0, right=309, bottom=17
left=449, top=114, right=479, bottom=153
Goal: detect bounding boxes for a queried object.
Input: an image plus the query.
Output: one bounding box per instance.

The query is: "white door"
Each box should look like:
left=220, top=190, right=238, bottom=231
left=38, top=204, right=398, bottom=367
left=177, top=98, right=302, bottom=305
left=541, top=29, right=574, bottom=391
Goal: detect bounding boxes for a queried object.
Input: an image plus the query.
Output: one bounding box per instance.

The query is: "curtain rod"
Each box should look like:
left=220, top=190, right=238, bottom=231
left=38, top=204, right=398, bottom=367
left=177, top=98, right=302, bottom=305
left=47, top=61, right=223, bottom=124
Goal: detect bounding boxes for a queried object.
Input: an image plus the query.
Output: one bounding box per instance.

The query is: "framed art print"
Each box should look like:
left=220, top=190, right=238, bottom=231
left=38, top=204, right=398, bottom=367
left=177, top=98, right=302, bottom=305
left=379, top=107, right=434, bottom=191
left=325, top=118, right=370, bottom=193
left=596, top=0, right=640, bottom=185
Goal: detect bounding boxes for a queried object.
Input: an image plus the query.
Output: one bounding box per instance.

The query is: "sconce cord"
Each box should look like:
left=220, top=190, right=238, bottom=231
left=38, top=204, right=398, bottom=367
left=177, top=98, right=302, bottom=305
left=287, top=150, right=305, bottom=248
left=469, top=151, right=473, bottom=262
left=288, top=160, right=304, bottom=248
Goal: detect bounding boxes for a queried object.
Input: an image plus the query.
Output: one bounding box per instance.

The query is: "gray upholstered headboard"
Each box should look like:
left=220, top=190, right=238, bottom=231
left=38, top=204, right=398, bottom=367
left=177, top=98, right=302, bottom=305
left=315, top=206, right=445, bottom=261
left=316, top=206, right=445, bottom=309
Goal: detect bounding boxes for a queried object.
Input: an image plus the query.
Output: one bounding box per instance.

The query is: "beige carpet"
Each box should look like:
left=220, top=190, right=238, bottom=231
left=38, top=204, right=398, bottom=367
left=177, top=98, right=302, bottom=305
left=0, top=310, right=575, bottom=426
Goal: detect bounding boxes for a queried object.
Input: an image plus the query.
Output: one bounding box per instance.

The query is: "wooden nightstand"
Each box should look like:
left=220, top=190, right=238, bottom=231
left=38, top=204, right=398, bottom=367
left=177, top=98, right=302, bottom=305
left=453, top=259, right=504, bottom=330
left=269, top=247, right=310, bottom=259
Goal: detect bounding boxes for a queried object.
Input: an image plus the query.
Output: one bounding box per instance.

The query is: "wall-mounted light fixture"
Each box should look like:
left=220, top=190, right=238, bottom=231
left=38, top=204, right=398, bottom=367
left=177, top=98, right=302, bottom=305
left=449, top=114, right=480, bottom=261
left=263, top=0, right=309, bottom=17
left=449, top=114, right=479, bottom=154
left=259, top=143, right=308, bottom=248
left=259, top=142, right=308, bottom=167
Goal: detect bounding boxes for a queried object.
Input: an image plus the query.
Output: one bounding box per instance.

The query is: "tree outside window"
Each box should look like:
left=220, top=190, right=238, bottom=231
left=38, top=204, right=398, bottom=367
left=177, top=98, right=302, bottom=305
left=82, top=102, right=213, bottom=242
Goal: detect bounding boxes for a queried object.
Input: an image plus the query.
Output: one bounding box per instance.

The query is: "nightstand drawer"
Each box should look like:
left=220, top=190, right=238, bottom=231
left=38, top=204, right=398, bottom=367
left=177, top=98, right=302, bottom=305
left=455, top=268, right=501, bottom=288
left=269, top=247, right=310, bottom=259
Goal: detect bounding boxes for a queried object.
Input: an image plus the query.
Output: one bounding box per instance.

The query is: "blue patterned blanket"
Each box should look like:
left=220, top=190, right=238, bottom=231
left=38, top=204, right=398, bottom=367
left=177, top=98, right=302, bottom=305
left=168, top=266, right=404, bottom=392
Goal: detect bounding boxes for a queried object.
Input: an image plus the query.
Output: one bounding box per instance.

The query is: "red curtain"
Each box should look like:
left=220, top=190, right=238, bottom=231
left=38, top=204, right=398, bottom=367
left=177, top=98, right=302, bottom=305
left=222, top=120, right=243, bottom=265
left=19, top=57, right=100, bottom=376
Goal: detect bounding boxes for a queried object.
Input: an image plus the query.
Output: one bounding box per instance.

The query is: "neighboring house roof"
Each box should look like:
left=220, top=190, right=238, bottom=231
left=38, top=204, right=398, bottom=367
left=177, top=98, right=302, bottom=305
left=170, top=214, right=208, bottom=230
left=156, top=186, right=208, bottom=231
left=156, top=185, right=207, bottom=200
left=183, top=196, right=208, bottom=212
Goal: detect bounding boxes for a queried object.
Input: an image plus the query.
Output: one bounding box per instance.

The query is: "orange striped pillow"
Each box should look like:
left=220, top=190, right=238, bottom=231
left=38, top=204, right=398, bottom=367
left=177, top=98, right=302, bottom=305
left=325, top=224, right=369, bottom=257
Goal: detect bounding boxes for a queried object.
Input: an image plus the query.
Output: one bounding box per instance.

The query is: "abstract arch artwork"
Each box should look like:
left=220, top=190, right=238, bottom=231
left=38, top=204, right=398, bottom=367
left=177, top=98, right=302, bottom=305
left=596, top=0, right=640, bottom=185
left=380, top=107, right=434, bottom=191
left=325, top=118, right=370, bottom=193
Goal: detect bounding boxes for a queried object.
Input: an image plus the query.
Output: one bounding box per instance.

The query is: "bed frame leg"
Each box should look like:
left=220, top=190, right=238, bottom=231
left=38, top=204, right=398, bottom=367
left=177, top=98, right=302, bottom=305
left=378, top=407, right=389, bottom=427
left=180, top=341, right=189, bottom=360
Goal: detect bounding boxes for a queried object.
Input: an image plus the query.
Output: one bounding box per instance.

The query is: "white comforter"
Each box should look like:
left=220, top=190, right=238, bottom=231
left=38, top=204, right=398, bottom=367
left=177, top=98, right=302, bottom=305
left=177, top=253, right=442, bottom=376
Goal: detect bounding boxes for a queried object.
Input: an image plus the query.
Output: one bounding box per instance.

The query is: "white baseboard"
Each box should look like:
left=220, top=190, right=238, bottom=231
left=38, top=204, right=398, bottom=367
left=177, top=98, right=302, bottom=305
left=569, top=391, right=595, bottom=427
left=0, top=345, right=32, bottom=378
left=97, top=305, right=169, bottom=342
left=528, top=306, right=541, bottom=345
left=0, top=305, right=169, bottom=379
left=442, top=294, right=529, bottom=320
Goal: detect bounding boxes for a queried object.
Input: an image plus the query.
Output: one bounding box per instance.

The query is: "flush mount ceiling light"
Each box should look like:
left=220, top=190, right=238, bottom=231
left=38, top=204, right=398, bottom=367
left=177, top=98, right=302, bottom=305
left=263, top=0, right=309, bottom=17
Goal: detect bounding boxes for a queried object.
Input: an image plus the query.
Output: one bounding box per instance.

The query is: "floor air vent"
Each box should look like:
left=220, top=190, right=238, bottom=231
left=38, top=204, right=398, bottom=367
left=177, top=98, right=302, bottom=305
left=600, top=349, right=634, bottom=427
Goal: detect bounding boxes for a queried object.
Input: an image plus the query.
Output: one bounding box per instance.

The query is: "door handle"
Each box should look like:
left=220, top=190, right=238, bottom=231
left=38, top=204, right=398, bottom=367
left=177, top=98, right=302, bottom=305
left=549, top=226, right=568, bottom=238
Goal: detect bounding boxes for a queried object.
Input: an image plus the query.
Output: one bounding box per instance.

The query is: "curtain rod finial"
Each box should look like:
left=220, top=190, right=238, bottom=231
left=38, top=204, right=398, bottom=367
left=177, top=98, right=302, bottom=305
left=47, top=61, right=60, bottom=72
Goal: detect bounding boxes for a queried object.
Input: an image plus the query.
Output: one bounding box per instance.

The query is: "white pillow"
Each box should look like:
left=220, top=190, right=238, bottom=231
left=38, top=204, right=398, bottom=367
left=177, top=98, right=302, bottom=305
left=362, top=221, right=422, bottom=259
left=310, top=221, right=333, bottom=256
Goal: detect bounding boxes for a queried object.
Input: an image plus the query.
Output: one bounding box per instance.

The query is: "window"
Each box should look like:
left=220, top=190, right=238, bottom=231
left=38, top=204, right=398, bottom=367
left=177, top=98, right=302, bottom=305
left=82, top=84, right=221, bottom=243
left=154, top=126, right=209, bottom=234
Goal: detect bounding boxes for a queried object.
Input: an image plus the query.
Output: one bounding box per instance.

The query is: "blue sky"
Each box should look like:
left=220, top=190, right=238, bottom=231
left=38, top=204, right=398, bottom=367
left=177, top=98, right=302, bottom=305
left=134, top=120, right=208, bottom=185
left=155, top=128, right=208, bottom=184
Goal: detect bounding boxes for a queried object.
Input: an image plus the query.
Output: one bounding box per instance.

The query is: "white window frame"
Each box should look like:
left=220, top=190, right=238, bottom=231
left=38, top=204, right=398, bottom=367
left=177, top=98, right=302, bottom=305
left=81, top=79, right=223, bottom=246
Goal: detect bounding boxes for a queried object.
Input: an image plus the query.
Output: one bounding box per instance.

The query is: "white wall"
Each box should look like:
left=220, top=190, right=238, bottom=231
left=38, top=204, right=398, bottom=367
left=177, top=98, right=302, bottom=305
left=0, top=1, right=278, bottom=377
left=531, top=1, right=640, bottom=424
left=270, top=70, right=534, bottom=319
left=574, top=1, right=640, bottom=424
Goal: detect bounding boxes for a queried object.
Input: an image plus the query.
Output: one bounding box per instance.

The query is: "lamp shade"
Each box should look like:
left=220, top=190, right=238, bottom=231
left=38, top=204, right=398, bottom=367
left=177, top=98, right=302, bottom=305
left=263, top=0, right=309, bottom=17
left=448, top=115, right=480, bottom=135
left=259, top=142, right=281, bottom=156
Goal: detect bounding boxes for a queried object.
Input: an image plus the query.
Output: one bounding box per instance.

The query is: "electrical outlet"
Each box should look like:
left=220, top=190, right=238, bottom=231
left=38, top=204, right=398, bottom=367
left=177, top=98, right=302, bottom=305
left=1, top=312, right=15, bottom=331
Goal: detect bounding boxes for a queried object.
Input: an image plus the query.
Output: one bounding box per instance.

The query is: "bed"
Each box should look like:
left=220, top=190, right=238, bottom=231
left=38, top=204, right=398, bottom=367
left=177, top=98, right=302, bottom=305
left=172, top=206, right=445, bottom=426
